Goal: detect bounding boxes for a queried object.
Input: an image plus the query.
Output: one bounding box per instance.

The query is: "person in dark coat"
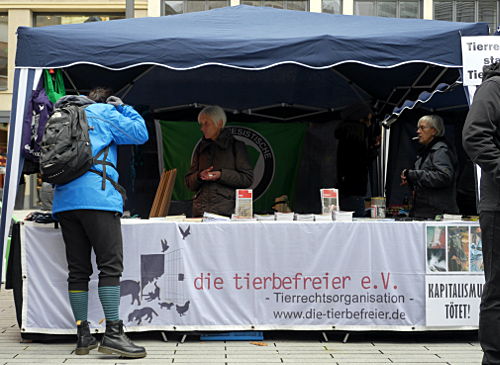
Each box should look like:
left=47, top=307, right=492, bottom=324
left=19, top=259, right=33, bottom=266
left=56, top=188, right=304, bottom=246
left=463, top=61, right=500, bottom=364
left=185, top=105, right=253, bottom=217
left=401, top=115, right=458, bottom=219
left=335, top=102, right=379, bottom=216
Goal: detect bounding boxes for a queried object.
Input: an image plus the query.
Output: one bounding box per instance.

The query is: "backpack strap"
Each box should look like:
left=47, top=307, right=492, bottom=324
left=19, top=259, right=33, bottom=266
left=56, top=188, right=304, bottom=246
left=89, top=145, right=127, bottom=203
left=88, top=168, right=127, bottom=202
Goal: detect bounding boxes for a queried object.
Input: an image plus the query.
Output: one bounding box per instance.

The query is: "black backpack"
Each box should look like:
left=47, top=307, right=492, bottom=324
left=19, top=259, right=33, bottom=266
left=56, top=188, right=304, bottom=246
left=40, top=103, right=126, bottom=200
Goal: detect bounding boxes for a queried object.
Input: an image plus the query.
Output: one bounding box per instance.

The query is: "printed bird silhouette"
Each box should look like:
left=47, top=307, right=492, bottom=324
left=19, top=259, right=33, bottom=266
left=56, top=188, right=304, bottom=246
left=176, top=300, right=190, bottom=316
left=179, top=225, right=191, bottom=240
left=159, top=301, right=174, bottom=310
left=161, top=239, right=170, bottom=252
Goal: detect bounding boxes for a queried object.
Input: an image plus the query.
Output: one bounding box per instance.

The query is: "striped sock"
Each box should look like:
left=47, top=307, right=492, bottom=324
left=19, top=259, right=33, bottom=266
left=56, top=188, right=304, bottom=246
left=68, top=290, right=88, bottom=322
left=98, top=286, right=120, bottom=321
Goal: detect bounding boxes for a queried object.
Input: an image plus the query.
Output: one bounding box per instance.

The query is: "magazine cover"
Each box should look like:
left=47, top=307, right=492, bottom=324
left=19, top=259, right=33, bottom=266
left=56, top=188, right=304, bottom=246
left=426, top=225, right=446, bottom=272
left=470, top=226, right=483, bottom=272
left=320, top=188, right=339, bottom=214
left=235, top=189, right=253, bottom=218
left=447, top=226, right=469, bottom=272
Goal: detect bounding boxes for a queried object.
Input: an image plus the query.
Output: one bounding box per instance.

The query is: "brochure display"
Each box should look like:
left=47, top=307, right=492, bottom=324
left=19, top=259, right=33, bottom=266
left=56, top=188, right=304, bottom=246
left=320, top=188, right=339, bottom=214
left=234, top=189, right=253, bottom=218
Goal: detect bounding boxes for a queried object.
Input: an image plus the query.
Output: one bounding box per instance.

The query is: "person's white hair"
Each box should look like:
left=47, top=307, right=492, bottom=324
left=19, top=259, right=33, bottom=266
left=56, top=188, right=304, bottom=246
left=419, top=115, right=445, bottom=137
left=198, top=105, right=227, bottom=128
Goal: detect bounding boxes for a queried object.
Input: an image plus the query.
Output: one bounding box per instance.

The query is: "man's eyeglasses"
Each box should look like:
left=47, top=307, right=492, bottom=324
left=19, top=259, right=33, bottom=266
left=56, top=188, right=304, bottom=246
left=417, top=125, right=431, bottom=130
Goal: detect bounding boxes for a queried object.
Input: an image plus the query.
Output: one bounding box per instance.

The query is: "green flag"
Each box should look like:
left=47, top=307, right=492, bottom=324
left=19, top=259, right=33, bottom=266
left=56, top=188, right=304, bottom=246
left=160, top=121, right=307, bottom=213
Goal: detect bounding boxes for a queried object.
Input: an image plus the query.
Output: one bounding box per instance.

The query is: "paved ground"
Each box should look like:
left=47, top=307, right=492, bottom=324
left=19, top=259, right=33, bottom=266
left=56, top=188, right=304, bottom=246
left=0, top=289, right=482, bottom=364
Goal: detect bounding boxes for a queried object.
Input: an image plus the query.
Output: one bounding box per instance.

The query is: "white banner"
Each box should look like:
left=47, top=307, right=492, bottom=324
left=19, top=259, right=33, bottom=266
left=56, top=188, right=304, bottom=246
left=424, top=223, right=484, bottom=327
left=426, top=275, right=484, bottom=327
left=461, top=36, right=500, bottom=86
left=20, top=220, right=480, bottom=334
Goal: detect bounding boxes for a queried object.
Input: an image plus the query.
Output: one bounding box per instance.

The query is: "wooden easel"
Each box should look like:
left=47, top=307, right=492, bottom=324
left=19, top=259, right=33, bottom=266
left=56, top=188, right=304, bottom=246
left=149, top=168, right=177, bottom=217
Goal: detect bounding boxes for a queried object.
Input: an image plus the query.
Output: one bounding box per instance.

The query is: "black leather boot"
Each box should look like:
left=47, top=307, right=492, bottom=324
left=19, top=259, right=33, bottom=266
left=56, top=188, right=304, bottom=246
left=98, top=320, right=146, bottom=358
left=75, top=320, right=98, bottom=355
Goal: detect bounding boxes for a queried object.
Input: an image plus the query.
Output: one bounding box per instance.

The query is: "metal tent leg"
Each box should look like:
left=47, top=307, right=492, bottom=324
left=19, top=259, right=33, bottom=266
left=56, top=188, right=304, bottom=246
left=161, top=331, right=168, bottom=342
left=322, top=331, right=329, bottom=342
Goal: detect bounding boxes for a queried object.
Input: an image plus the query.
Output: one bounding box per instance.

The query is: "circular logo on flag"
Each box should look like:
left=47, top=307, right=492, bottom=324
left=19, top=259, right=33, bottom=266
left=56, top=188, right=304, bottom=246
left=228, top=126, right=275, bottom=200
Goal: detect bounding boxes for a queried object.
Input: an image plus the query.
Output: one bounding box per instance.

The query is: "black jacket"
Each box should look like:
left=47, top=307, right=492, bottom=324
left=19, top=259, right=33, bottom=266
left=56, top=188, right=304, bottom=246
left=185, top=129, right=253, bottom=217
left=406, top=137, right=459, bottom=218
left=463, top=74, right=500, bottom=212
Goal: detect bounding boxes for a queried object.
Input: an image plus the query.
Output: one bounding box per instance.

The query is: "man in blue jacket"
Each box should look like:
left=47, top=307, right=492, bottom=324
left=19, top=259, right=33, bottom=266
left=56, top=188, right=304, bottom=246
left=52, top=87, right=148, bottom=358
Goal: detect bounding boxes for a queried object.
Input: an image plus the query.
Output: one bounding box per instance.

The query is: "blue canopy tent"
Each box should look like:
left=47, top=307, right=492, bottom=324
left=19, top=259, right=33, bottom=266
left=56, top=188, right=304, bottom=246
left=1, top=5, right=489, bottom=275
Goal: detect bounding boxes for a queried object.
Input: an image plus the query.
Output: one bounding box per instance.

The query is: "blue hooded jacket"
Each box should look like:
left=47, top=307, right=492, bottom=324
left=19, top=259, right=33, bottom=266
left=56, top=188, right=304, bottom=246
left=52, top=100, right=148, bottom=215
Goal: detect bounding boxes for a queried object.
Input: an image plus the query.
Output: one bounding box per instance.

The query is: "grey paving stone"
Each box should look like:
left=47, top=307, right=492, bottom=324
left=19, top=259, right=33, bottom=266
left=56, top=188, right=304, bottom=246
left=172, top=354, right=226, bottom=358
left=2, top=360, right=68, bottom=363
left=170, top=360, right=227, bottom=363
left=280, top=360, right=338, bottom=363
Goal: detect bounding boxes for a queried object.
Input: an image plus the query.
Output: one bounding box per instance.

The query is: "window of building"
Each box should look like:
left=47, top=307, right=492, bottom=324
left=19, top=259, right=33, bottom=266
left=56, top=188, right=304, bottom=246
left=240, top=0, right=309, bottom=11
left=322, top=0, right=343, bottom=13
left=0, top=15, right=7, bottom=91
left=164, top=0, right=230, bottom=15
left=434, top=0, right=497, bottom=33
left=34, top=14, right=124, bottom=27
left=354, top=0, right=421, bottom=18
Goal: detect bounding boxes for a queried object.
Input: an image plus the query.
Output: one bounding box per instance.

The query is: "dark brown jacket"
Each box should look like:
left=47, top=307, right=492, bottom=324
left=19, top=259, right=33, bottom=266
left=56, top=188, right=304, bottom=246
left=185, top=129, right=253, bottom=217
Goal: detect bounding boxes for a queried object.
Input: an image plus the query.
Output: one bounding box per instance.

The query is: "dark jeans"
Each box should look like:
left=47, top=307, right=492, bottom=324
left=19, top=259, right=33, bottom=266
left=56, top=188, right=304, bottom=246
left=58, top=210, right=123, bottom=291
left=479, top=211, right=500, bottom=364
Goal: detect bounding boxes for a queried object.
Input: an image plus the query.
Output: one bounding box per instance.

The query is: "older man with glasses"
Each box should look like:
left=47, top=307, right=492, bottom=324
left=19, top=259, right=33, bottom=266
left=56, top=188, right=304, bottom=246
left=400, top=114, right=459, bottom=219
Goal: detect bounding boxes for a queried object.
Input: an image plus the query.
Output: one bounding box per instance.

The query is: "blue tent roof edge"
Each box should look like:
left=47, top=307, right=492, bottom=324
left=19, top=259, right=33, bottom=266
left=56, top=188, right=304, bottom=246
left=15, top=5, right=489, bottom=69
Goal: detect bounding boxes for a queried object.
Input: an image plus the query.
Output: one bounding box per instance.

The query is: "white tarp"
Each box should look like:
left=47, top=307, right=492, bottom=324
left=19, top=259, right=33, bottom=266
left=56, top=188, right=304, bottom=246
left=20, top=220, right=480, bottom=334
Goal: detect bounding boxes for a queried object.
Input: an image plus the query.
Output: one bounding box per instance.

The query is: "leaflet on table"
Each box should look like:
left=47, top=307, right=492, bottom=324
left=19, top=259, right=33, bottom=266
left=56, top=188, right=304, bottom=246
left=294, top=213, right=315, bottom=221
left=164, top=214, right=186, bottom=222
left=314, top=214, right=332, bottom=221
left=274, top=212, right=295, bottom=221
left=202, top=212, right=231, bottom=222
left=332, top=211, right=353, bottom=222
left=235, top=189, right=253, bottom=218
left=320, top=188, right=339, bottom=214
left=254, top=214, right=276, bottom=221
left=231, top=214, right=257, bottom=221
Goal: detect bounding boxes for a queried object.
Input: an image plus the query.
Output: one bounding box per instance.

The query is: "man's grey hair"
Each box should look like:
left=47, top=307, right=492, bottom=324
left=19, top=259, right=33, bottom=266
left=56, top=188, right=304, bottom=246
left=198, top=105, right=227, bottom=128
left=419, top=115, right=445, bottom=137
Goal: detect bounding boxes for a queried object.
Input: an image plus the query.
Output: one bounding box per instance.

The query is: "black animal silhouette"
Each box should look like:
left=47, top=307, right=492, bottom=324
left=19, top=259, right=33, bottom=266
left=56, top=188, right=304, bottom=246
left=128, top=307, right=158, bottom=325
left=144, top=282, right=160, bottom=302
left=161, top=239, right=169, bottom=252
left=120, top=280, right=141, bottom=305
left=179, top=225, right=191, bottom=240
left=141, top=254, right=164, bottom=286
left=159, top=301, right=174, bottom=310
left=176, top=300, right=190, bottom=316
